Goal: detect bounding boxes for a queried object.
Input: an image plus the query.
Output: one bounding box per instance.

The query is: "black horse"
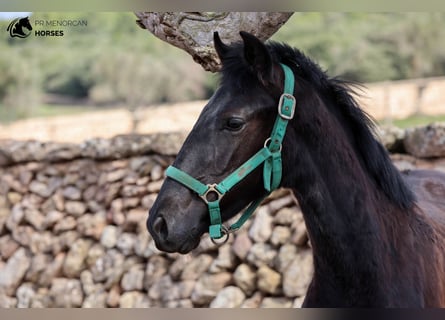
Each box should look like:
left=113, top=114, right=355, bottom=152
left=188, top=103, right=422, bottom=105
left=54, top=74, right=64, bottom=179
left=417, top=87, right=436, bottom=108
left=7, top=17, right=33, bottom=38
left=148, top=31, right=445, bottom=307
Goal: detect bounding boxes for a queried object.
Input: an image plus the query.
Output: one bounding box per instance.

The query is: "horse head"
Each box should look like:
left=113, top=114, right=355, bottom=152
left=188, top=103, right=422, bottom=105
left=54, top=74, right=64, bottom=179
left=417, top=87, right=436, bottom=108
left=147, top=32, right=289, bottom=253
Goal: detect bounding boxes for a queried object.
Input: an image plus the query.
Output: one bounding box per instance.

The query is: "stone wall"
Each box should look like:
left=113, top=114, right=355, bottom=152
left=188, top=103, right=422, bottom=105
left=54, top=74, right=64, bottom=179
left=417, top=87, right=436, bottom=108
left=2, top=77, right=445, bottom=145
left=358, top=76, right=445, bottom=120
left=0, top=132, right=312, bottom=308
left=0, top=129, right=445, bottom=308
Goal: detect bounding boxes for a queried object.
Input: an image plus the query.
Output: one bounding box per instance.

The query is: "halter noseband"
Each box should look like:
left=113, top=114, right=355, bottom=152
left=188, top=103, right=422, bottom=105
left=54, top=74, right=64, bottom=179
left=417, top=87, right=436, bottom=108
left=165, top=63, right=296, bottom=243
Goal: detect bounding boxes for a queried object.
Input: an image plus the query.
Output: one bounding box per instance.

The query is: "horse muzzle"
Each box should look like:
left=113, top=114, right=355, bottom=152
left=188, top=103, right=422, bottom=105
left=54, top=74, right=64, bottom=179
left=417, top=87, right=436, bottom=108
left=147, top=204, right=204, bottom=254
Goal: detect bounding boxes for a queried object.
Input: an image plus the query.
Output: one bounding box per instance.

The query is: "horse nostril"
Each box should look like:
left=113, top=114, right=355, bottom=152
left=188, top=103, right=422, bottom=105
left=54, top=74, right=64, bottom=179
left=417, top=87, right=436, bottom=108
left=152, top=216, right=168, bottom=240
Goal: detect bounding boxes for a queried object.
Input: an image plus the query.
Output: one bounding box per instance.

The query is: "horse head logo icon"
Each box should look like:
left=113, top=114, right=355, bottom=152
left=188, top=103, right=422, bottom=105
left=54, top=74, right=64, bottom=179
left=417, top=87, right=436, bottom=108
left=7, top=17, right=33, bottom=38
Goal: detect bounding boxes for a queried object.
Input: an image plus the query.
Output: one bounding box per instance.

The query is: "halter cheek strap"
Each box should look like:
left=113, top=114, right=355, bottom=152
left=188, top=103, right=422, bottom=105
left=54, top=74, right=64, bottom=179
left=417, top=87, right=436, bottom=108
left=165, top=63, right=296, bottom=241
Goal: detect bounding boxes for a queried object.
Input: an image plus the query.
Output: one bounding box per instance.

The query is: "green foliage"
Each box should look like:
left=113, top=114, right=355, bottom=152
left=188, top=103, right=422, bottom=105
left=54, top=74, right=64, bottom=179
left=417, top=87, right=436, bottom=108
left=0, top=45, right=41, bottom=120
left=272, top=13, right=445, bottom=82
left=89, top=48, right=206, bottom=106
left=1, top=12, right=445, bottom=122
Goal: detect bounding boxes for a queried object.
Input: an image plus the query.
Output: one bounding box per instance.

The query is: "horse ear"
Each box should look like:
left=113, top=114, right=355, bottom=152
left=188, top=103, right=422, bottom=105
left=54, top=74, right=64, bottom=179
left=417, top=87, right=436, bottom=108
left=240, top=31, right=272, bottom=84
left=214, top=32, right=230, bottom=62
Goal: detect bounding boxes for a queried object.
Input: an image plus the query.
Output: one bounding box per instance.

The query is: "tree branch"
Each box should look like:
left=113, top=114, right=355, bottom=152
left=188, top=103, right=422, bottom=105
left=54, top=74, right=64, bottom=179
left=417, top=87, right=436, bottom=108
left=135, top=12, right=293, bottom=72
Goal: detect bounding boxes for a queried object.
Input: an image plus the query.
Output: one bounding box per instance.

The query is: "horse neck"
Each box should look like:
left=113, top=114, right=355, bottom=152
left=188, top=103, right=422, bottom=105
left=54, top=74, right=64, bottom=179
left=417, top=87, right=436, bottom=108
left=282, top=99, right=414, bottom=296
left=288, top=136, right=386, bottom=264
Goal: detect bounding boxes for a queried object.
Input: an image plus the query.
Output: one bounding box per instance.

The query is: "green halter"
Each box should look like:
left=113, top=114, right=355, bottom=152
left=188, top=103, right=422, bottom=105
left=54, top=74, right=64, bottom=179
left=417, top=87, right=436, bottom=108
left=165, top=63, right=296, bottom=242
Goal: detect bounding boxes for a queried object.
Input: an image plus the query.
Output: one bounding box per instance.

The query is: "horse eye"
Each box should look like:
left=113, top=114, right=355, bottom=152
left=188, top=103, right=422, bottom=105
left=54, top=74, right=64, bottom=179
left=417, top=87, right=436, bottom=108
left=225, top=117, right=245, bottom=131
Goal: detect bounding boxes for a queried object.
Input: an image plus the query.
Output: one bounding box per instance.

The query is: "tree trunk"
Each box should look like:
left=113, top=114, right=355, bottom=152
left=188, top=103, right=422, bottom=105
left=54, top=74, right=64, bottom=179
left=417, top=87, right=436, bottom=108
left=135, top=12, right=293, bottom=72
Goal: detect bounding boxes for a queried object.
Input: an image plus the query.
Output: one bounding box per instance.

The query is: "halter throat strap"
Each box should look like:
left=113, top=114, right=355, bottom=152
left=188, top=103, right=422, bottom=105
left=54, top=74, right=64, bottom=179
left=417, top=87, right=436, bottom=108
left=165, top=63, right=296, bottom=240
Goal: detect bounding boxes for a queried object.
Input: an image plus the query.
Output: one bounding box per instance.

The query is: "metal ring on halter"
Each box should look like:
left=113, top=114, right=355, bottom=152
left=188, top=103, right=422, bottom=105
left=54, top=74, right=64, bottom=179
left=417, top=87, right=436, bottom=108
left=264, top=137, right=282, bottom=153
left=210, top=225, right=230, bottom=245
left=200, top=183, right=224, bottom=204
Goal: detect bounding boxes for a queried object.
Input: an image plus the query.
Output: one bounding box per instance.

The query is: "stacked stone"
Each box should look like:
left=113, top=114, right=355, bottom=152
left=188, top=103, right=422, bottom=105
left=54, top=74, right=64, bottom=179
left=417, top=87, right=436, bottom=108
left=1, top=126, right=444, bottom=308
left=0, top=134, right=314, bottom=308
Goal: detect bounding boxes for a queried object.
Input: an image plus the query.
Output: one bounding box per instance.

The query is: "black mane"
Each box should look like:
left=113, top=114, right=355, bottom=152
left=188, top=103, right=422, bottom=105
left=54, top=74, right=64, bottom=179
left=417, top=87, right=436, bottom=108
left=220, top=40, right=415, bottom=209
left=148, top=32, right=445, bottom=306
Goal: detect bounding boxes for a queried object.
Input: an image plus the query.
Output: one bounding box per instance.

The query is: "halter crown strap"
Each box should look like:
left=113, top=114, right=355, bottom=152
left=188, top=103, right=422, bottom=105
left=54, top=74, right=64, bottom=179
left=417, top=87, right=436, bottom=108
left=263, top=63, right=296, bottom=191
left=165, top=63, right=296, bottom=240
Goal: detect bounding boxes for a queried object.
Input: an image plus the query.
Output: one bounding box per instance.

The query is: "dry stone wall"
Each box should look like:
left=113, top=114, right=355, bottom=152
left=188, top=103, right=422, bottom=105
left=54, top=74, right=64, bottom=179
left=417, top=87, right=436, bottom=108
left=0, top=127, right=445, bottom=308
left=0, top=132, right=312, bottom=308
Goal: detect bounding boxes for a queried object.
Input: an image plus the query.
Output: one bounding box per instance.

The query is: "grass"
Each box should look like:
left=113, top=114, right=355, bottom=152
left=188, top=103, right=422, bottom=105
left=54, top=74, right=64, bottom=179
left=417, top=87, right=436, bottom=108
left=382, top=114, right=445, bottom=129
left=0, top=103, right=99, bottom=124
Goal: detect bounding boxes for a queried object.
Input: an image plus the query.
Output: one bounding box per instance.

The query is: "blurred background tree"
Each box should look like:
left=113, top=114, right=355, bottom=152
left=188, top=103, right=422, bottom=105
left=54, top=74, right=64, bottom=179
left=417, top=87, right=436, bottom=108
left=1, top=12, right=445, bottom=123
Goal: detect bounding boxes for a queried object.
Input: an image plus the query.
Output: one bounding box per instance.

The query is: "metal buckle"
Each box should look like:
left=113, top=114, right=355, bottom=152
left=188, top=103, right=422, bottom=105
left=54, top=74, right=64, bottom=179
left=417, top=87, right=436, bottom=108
left=278, top=93, right=296, bottom=120
left=200, top=183, right=224, bottom=204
